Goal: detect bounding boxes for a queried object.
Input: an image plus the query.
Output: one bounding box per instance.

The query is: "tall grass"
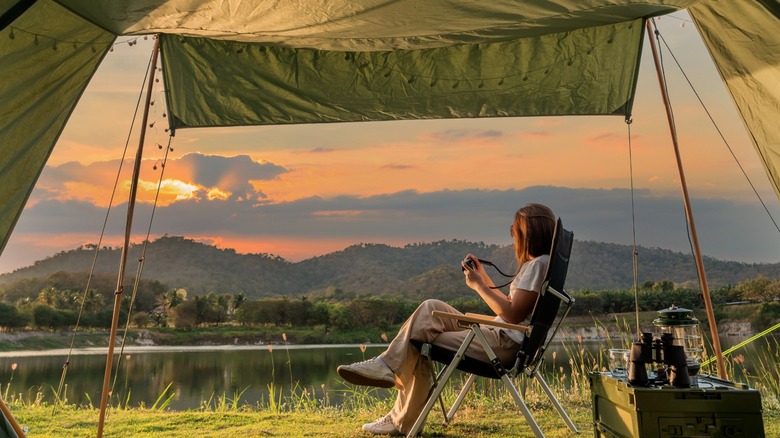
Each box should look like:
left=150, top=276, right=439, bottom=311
left=150, top=382, right=175, bottom=411
left=202, top=387, right=249, bottom=412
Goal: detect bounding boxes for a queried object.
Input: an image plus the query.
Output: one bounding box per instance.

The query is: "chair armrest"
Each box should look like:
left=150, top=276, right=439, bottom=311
left=432, top=310, right=531, bottom=334
left=464, top=312, right=498, bottom=321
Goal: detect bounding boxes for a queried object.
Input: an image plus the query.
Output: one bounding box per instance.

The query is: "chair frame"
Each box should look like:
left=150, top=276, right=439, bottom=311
left=407, top=218, right=579, bottom=438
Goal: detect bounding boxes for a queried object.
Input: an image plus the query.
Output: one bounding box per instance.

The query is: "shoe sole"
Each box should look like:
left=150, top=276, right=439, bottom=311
left=362, top=426, right=403, bottom=436
left=337, top=366, right=395, bottom=388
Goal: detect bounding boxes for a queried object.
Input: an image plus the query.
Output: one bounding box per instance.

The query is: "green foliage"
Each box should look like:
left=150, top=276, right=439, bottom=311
left=132, top=311, right=151, bottom=328
left=171, top=300, right=198, bottom=329
left=570, top=284, right=717, bottom=316
left=30, top=304, right=77, bottom=330
left=0, top=301, right=28, bottom=328
left=232, top=296, right=413, bottom=331
left=0, top=271, right=165, bottom=311
left=343, top=297, right=412, bottom=328
left=652, top=280, right=675, bottom=292
left=751, top=302, right=780, bottom=331
left=736, top=275, right=780, bottom=302
left=568, top=290, right=603, bottom=314
left=80, top=308, right=123, bottom=328
left=711, top=284, right=741, bottom=304
left=194, top=292, right=230, bottom=325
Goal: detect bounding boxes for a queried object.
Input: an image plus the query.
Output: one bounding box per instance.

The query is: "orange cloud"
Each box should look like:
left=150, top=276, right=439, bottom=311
left=33, top=153, right=284, bottom=207
left=311, top=210, right=367, bottom=217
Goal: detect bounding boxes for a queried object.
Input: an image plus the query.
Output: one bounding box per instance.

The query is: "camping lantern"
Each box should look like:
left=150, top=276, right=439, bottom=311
left=653, top=305, right=703, bottom=383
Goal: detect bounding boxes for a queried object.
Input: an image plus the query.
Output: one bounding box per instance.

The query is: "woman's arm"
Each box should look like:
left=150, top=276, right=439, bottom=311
left=506, top=288, right=539, bottom=323
left=462, top=256, right=540, bottom=323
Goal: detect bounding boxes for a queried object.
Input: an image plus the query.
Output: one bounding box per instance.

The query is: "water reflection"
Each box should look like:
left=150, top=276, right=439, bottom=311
left=0, top=345, right=391, bottom=410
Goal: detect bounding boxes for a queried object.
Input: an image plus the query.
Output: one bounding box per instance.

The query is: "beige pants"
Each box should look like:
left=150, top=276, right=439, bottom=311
left=378, top=299, right=519, bottom=434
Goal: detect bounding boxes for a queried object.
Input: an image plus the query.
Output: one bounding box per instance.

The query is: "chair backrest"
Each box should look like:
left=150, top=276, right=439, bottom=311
left=516, top=218, right=574, bottom=373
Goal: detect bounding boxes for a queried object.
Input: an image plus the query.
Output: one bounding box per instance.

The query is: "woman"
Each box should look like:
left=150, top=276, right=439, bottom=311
left=337, top=203, right=557, bottom=436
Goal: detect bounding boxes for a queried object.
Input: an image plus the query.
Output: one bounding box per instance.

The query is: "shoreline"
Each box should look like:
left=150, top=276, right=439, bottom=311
left=0, top=342, right=390, bottom=358
left=0, top=320, right=758, bottom=357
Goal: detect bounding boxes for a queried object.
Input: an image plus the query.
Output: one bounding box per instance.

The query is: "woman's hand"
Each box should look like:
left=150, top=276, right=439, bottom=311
left=462, top=254, right=486, bottom=290
left=463, top=254, right=489, bottom=274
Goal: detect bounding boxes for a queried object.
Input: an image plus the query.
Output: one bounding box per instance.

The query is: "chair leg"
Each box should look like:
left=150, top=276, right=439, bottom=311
left=445, top=373, right=476, bottom=423
left=501, top=373, right=545, bottom=438
left=470, top=329, right=545, bottom=438
left=407, top=331, right=476, bottom=438
left=533, top=370, right=579, bottom=433
left=420, top=343, right=449, bottom=422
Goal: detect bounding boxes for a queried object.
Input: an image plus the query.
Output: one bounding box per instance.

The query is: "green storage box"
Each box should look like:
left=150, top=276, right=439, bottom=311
left=589, top=372, right=765, bottom=437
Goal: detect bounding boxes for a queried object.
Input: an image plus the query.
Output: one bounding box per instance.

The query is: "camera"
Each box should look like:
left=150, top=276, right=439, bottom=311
left=462, top=258, right=476, bottom=271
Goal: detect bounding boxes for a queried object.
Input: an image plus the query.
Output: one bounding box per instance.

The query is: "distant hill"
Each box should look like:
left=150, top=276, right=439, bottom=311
left=0, top=236, right=777, bottom=298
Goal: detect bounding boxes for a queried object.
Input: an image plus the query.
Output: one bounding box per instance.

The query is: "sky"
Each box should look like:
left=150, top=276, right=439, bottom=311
left=1, top=13, right=779, bottom=274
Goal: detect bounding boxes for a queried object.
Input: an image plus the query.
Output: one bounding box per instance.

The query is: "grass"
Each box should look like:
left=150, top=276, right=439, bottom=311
left=9, top=404, right=597, bottom=437
left=6, top=380, right=779, bottom=437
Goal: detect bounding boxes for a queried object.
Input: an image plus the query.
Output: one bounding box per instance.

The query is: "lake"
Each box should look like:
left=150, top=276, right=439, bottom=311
left=0, top=344, right=394, bottom=410
left=0, top=336, right=774, bottom=410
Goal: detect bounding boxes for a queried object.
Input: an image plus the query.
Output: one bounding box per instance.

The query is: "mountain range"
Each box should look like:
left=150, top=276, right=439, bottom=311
left=0, top=236, right=777, bottom=299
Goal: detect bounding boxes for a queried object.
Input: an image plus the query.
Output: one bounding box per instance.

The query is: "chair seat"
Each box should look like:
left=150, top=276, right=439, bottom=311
left=410, top=339, right=512, bottom=379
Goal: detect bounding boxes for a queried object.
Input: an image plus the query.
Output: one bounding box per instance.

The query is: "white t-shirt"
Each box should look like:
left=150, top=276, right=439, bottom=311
left=494, top=254, right=549, bottom=344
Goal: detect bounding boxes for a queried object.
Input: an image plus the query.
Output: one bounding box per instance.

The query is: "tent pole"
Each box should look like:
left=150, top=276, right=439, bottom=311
left=645, top=20, right=727, bottom=379
left=96, top=36, right=161, bottom=438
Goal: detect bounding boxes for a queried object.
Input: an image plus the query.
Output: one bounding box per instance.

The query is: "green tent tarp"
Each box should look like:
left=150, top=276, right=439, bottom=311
left=1, top=0, right=779, bottom=256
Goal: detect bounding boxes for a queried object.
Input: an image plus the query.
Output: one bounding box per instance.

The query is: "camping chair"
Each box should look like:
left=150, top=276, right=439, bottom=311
left=407, top=218, right=578, bottom=438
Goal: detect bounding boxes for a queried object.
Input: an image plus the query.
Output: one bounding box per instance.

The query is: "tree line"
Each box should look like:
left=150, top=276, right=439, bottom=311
left=1, top=271, right=778, bottom=332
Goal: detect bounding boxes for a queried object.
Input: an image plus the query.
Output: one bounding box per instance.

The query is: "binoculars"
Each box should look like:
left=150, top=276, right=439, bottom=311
left=628, top=332, right=691, bottom=388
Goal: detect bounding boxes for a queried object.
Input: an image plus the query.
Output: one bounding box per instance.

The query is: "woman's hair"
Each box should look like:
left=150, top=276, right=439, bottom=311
left=511, top=203, right=556, bottom=265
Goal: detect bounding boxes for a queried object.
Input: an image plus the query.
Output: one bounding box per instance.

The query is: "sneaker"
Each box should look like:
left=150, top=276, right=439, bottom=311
left=337, top=358, right=395, bottom=388
left=362, top=414, right=402, bottom=436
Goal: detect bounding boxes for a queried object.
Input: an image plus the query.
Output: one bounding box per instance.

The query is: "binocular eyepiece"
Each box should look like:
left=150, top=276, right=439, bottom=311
left=628, top=332, right=690, bottom=388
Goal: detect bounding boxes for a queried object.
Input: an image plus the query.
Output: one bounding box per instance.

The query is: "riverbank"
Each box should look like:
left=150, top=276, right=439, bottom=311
left=0, top=311, right=757, bottom=352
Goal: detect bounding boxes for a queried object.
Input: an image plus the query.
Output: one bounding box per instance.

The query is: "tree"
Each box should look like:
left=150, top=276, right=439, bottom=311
left=192, top=293, right=229, bottom=325
left=31, top=305, right=76, bottom=330
left=132, top=311, right=151, bottom=328
left=736, top=276, right=780, bottom=303
left=81, top=288, right=105, bottom=313
left=37, top=287, right=59, bottom=307
left=171, top=300, right=198, bottom=329
left=156, top=288, right=187, bottom=325
left=652, top=280, right=675, bottom=292
left=231, top=292, right=246, bottom=314
left=0, top=302, right=28, bottom=329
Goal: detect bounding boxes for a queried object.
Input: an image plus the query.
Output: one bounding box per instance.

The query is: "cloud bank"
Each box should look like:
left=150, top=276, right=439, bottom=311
left=4, top=185, right=778, bottom=273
